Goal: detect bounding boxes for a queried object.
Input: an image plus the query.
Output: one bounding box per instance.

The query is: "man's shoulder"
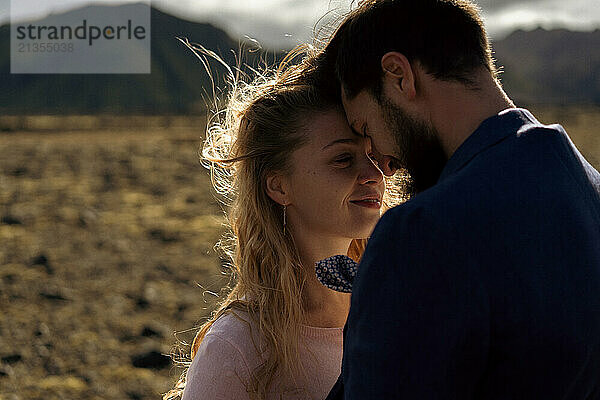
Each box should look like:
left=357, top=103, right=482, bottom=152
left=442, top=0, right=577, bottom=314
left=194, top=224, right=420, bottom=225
left=377, top=115, right=600, bottom=238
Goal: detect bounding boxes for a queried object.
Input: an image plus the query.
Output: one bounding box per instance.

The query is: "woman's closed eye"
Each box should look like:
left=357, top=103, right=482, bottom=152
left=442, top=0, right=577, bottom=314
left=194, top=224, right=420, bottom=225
left=333, top=154, right=354, bottom=167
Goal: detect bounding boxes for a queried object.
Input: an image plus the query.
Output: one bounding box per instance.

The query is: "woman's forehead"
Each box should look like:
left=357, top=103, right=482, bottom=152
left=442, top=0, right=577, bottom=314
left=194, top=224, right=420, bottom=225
left=303, top=110, right=360, bottom=148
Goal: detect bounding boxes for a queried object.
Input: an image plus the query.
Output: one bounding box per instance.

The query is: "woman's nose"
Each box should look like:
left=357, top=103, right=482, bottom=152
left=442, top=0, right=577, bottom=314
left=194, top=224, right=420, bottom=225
left=358, top=154, right=384, bottom=184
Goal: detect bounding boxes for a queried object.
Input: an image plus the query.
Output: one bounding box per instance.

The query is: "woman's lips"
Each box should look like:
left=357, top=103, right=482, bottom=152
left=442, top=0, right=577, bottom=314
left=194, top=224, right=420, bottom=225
left=350, top=199, right=382, bottom=209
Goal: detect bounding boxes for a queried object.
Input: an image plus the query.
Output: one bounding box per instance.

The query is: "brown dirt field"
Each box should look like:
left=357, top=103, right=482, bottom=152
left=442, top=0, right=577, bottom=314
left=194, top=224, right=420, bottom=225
left=0, top=123, right=229, bottom=400
left=0, top=108, right=598, bottom=400
left=532, top=106, right=600, bottom=168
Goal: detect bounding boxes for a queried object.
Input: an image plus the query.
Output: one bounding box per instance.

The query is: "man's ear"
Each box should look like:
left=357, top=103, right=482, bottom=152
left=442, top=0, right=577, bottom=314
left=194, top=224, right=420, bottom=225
left=265, top=173, right=290, bottom=206
left=380, top=52, right=416, bottom=100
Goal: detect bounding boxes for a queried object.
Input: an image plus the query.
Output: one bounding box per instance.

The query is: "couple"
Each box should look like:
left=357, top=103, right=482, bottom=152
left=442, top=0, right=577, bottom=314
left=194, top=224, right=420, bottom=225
left=170, top=0, right=600, bottom=399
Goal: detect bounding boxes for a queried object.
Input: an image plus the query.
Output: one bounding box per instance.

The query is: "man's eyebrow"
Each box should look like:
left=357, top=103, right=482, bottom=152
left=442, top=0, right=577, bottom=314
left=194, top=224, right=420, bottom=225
left=321, top=138, right=357, bottom=150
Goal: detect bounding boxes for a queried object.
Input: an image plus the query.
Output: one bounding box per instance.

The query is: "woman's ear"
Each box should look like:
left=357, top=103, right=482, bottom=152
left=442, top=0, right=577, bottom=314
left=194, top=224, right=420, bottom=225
left=380, top=52, right=416, bottom=100
left=265, top=173, right=290, bottom=206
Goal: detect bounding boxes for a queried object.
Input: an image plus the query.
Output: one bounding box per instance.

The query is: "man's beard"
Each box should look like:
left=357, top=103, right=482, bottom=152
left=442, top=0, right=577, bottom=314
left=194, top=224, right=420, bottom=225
left=381, top=98, right=447, bottom=194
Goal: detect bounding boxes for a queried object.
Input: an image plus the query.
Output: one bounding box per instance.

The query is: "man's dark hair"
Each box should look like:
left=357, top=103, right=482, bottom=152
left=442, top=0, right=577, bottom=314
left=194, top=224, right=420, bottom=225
left=323, top=0, right=497, bottom=100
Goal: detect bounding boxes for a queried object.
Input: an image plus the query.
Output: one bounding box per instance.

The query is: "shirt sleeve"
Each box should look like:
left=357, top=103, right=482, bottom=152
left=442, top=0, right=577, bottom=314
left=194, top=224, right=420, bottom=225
left=342, top=204, right=490, bottom=399
left=182, top=333, right=252, bottom=400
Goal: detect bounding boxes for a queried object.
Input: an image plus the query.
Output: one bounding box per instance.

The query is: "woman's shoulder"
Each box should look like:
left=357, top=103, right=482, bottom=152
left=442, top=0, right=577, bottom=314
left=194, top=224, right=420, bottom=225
left=183, top=312, right=259, bottom=400
left=209, top=309, right=258, bottom=340
left=201, top=310, right=264, bottom=364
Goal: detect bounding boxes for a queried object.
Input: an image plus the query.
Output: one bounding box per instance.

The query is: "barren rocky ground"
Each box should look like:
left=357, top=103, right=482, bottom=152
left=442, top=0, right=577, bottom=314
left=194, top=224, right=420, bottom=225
left=0, top=109, right=598, bottom=400
left=0, top=119, right=229, bottom=400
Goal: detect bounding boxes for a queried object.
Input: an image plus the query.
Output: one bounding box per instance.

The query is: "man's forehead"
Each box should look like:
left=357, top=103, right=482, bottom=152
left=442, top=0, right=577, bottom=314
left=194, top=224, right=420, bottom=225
left=344, top=105, right=368, bottom=139
left=340, top=90, right=363, bottom=128
left=340, top=84, right=359, bottom=110
left=342, top=88, right=371, bottom=110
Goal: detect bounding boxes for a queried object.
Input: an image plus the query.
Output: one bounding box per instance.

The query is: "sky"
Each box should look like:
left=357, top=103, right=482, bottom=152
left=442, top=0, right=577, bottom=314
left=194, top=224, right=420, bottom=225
left=1, top=0, right=599, bottom=48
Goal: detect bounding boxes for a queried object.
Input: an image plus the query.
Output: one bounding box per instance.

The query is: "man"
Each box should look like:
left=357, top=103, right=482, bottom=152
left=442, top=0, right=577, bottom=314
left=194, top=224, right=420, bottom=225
left=317, top=0, right=600, bottom=398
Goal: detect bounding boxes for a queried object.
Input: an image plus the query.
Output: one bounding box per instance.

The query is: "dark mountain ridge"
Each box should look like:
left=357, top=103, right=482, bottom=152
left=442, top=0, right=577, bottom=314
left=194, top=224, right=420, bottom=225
left=493, top=27, right=600, bottom=105
left=0, top=6, right=598, bottom=114
left=0, top=6, right=280, bottom=114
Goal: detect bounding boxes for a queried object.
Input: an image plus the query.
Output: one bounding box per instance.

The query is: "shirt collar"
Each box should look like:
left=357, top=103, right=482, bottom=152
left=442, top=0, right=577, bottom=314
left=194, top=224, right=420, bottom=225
left=438, top=108, right=539, bottom=183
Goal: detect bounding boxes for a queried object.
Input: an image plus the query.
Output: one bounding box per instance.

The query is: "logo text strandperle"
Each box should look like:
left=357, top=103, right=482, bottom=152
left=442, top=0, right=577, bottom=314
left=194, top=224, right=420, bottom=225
left=16, top=19, right=146, bottom=46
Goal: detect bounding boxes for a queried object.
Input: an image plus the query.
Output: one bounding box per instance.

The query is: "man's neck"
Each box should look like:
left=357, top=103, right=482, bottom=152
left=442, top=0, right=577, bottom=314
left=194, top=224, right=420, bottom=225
left=424, top=69, right=515, bottom=159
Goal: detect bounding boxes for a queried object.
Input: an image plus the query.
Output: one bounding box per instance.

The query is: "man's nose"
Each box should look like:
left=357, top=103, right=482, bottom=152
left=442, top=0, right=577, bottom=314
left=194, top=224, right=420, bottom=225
left=378, top=155, right=399, bottom=177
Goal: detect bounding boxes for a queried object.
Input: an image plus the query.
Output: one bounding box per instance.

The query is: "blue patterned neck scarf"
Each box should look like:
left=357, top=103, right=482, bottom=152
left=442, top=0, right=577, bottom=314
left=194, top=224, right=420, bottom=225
left=315, top=255, right=358, bottom=293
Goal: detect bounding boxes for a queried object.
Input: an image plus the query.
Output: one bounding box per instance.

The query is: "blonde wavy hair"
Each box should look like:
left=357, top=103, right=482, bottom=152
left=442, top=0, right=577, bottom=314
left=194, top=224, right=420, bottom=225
left=164, top=43, right=409, bottom=400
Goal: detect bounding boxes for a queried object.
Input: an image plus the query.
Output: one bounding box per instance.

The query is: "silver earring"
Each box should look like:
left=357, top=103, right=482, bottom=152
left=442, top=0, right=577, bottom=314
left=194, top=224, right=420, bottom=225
left=283, top=204, right=287, bottom=235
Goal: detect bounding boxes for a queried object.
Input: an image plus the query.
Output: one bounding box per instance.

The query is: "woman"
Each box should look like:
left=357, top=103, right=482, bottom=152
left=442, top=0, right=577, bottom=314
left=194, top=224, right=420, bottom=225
left=165, top=49, right=404, bottom=400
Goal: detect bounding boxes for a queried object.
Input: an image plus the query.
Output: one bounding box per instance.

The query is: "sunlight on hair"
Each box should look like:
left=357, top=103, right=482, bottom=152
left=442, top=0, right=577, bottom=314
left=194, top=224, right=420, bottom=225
left=164, top=32, right=411, bottom=400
